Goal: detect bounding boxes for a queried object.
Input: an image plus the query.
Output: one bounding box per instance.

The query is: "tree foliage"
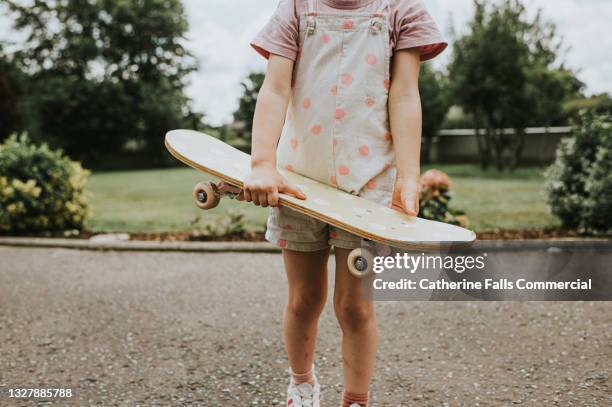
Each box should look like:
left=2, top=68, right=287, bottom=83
left=0, top=43, right=23, bottom=139
left=233, top=72, right=265, bottom=141
left=419, top=63, right=451, bottom=164
left=3, top=0, right=203, bottom=166
left=448, top=0, right=583, bottom=170
left=564, top=93, right=612, bottom=117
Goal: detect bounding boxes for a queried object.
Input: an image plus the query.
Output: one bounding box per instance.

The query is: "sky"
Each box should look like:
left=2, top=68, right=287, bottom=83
left=2, top=0, right=612, bottom=125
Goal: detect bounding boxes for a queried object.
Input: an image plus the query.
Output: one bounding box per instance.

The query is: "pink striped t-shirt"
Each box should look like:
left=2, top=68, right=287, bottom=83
left=251, top=0, right=447, bottom=62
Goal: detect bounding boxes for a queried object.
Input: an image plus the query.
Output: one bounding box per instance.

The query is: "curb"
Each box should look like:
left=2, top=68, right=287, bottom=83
left=0, top=236, right=610, bottom=253
left=0, top=237, right=281, bottom=253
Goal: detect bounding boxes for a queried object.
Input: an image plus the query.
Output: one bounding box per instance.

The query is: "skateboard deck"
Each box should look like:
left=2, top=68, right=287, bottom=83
left=165, top=130, right=476, bottom=251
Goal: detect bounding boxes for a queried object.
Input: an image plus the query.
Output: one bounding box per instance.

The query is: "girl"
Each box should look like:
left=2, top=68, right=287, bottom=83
left=244, top=0, right=446, bottom=405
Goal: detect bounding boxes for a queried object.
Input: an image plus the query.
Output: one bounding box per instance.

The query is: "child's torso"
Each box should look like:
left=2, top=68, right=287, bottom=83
left=277, top=0, right=397, bottom=196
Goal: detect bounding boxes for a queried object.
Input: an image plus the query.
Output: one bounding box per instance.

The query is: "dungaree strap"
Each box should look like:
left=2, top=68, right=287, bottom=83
left=306, top=0, right=317, bottom=34
left=370, top=0, right=389, bottom=33
left=373, top=0, right=390, bottom=17
left=307, top=0, right=317, bottom=16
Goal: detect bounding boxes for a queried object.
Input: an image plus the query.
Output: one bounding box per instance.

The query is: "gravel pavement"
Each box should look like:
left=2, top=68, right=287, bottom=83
left=0, top=247, right=610, bottom=406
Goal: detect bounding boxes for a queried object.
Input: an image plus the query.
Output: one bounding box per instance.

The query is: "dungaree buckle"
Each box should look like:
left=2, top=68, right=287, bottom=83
left=306, top=13, right=317, bottom=35
left=370, top=19, right=383, bottom=34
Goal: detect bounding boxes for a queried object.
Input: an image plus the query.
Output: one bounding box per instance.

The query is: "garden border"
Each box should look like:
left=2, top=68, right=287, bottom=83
left=1, top=236, right=610, bottom=253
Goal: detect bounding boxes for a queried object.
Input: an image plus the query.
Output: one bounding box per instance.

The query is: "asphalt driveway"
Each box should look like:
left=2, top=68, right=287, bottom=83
left=0, top=247, right=610, bottom=406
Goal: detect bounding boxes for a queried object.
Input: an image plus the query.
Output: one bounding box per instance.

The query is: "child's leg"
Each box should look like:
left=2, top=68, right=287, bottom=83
left=283, top=248, right=330, bottom=376
left=333, top=248, right=378, bottom=394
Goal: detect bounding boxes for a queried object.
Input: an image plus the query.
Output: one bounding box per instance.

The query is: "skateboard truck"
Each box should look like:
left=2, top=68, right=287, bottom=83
left=193, top=181, right=242, bottom=210
left=194, top=179, right=374, bottom=279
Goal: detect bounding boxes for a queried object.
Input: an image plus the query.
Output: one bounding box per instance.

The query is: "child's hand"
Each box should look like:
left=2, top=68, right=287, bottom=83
left=242, top=164, right=306, bottom=207
left=391, top=177, right=420, bottom=217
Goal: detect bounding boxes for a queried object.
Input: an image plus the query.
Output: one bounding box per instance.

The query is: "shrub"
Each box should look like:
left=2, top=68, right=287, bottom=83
left=190, top=208, right=247, bottom=238
left=419, top=169, right=469, bottom=227
left=545, top=111, right=612, bottom=234
left=0, top=134, right=90, bottom=234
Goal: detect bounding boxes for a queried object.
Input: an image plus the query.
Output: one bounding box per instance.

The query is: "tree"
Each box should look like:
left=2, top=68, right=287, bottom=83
left=448, top=0, right=583, bottom=171
left=564, top=93, right=612, bottom=117
left=0, top=43, right=23, bottom=140
left=233, top=72, right=265, bottom=141
left=3, top=0, right=203, bottom=166
left=419, top=64, right=451, bottom=164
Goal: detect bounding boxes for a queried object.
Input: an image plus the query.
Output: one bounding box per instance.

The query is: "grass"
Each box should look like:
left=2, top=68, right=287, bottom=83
left=87, top=165, right=559, bottom=233
left=87, top=168, right=269, bottom=233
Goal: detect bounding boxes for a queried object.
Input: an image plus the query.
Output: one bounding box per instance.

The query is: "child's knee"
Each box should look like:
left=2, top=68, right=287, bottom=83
left=287, top=291, right=326, bottom=321
left=333, top=298, right=375, bottom=331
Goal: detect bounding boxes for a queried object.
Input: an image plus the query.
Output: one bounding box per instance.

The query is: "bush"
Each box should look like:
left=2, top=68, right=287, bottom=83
left=190, top=208, right=247, bottom=238
left=545, top=111, right=612, bottom=234
left=419, top=169, right=469, bottom=227
left=0, top=135, right=90, bottom=234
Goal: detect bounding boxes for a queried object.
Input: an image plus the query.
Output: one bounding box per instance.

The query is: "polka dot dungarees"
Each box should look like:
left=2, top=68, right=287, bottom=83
left=266, top=0, right=397, bottom=252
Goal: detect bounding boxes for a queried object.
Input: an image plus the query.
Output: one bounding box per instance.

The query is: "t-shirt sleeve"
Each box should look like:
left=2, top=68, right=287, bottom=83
left=250, top=0, right=300, bottom=61
left=392, top=0, right=448, bottom=61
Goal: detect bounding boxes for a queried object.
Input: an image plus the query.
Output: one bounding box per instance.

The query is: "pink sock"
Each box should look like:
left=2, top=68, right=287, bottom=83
left=291, top=368, right=314, bottom=385
left=342, top=390, right=368, bottom=407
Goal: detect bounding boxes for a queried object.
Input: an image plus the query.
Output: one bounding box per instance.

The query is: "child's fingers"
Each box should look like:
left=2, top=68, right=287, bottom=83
left=257, top=191, right=269, bottom=207
left=243, top=188, right=252, bottom=203
left=402, top=190, right=418, bottom=217
left=268, top=189, right=280, bottom=207
left=279, top=182, right=306, bottom=200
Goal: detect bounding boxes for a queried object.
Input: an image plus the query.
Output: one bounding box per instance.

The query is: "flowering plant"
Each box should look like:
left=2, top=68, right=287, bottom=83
left=0, top=135, right=90, bottom=234
left=419, top=169, right=469, bottom=227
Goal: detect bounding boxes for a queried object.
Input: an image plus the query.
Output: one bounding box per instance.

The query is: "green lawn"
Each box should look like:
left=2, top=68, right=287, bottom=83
left=87, top=165, right=559, bottom=233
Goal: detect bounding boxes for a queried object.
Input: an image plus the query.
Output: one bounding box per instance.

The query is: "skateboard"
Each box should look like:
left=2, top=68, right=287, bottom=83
left=165, top=130, right=476, bottom=276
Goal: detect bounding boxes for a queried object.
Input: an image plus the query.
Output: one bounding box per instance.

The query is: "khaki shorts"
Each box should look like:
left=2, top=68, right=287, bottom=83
left=265, top=181, right=393, bottom=252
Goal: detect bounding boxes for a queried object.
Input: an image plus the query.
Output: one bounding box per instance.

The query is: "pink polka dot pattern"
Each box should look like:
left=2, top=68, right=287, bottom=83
left=273, top=2, right=396, bottom=201
left=377, top=245, right=392, bottom=256
left=341, top=74, right=353, bottom=86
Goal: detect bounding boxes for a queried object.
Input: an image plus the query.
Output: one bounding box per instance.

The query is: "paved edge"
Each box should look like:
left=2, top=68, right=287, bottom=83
left=0, top=237, right=611, bottom=253
left=0, top=237, right=281, bottom=253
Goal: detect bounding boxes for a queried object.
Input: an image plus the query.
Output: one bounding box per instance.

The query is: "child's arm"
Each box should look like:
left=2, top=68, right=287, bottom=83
left=388, top=48, right=422, bottom=217
left=243, top=55, right=306, bottom=208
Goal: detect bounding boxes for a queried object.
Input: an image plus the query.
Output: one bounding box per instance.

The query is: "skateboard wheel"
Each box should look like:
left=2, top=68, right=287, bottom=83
left=193, top=182, right=220, bottom=210
left=347, top=248, right=373, bottom=278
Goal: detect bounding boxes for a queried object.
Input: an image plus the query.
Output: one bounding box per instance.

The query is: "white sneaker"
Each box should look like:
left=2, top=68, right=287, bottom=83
left=349, top=404, right=363, bottom=407
left=286, top=370, right=321, bottom=407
